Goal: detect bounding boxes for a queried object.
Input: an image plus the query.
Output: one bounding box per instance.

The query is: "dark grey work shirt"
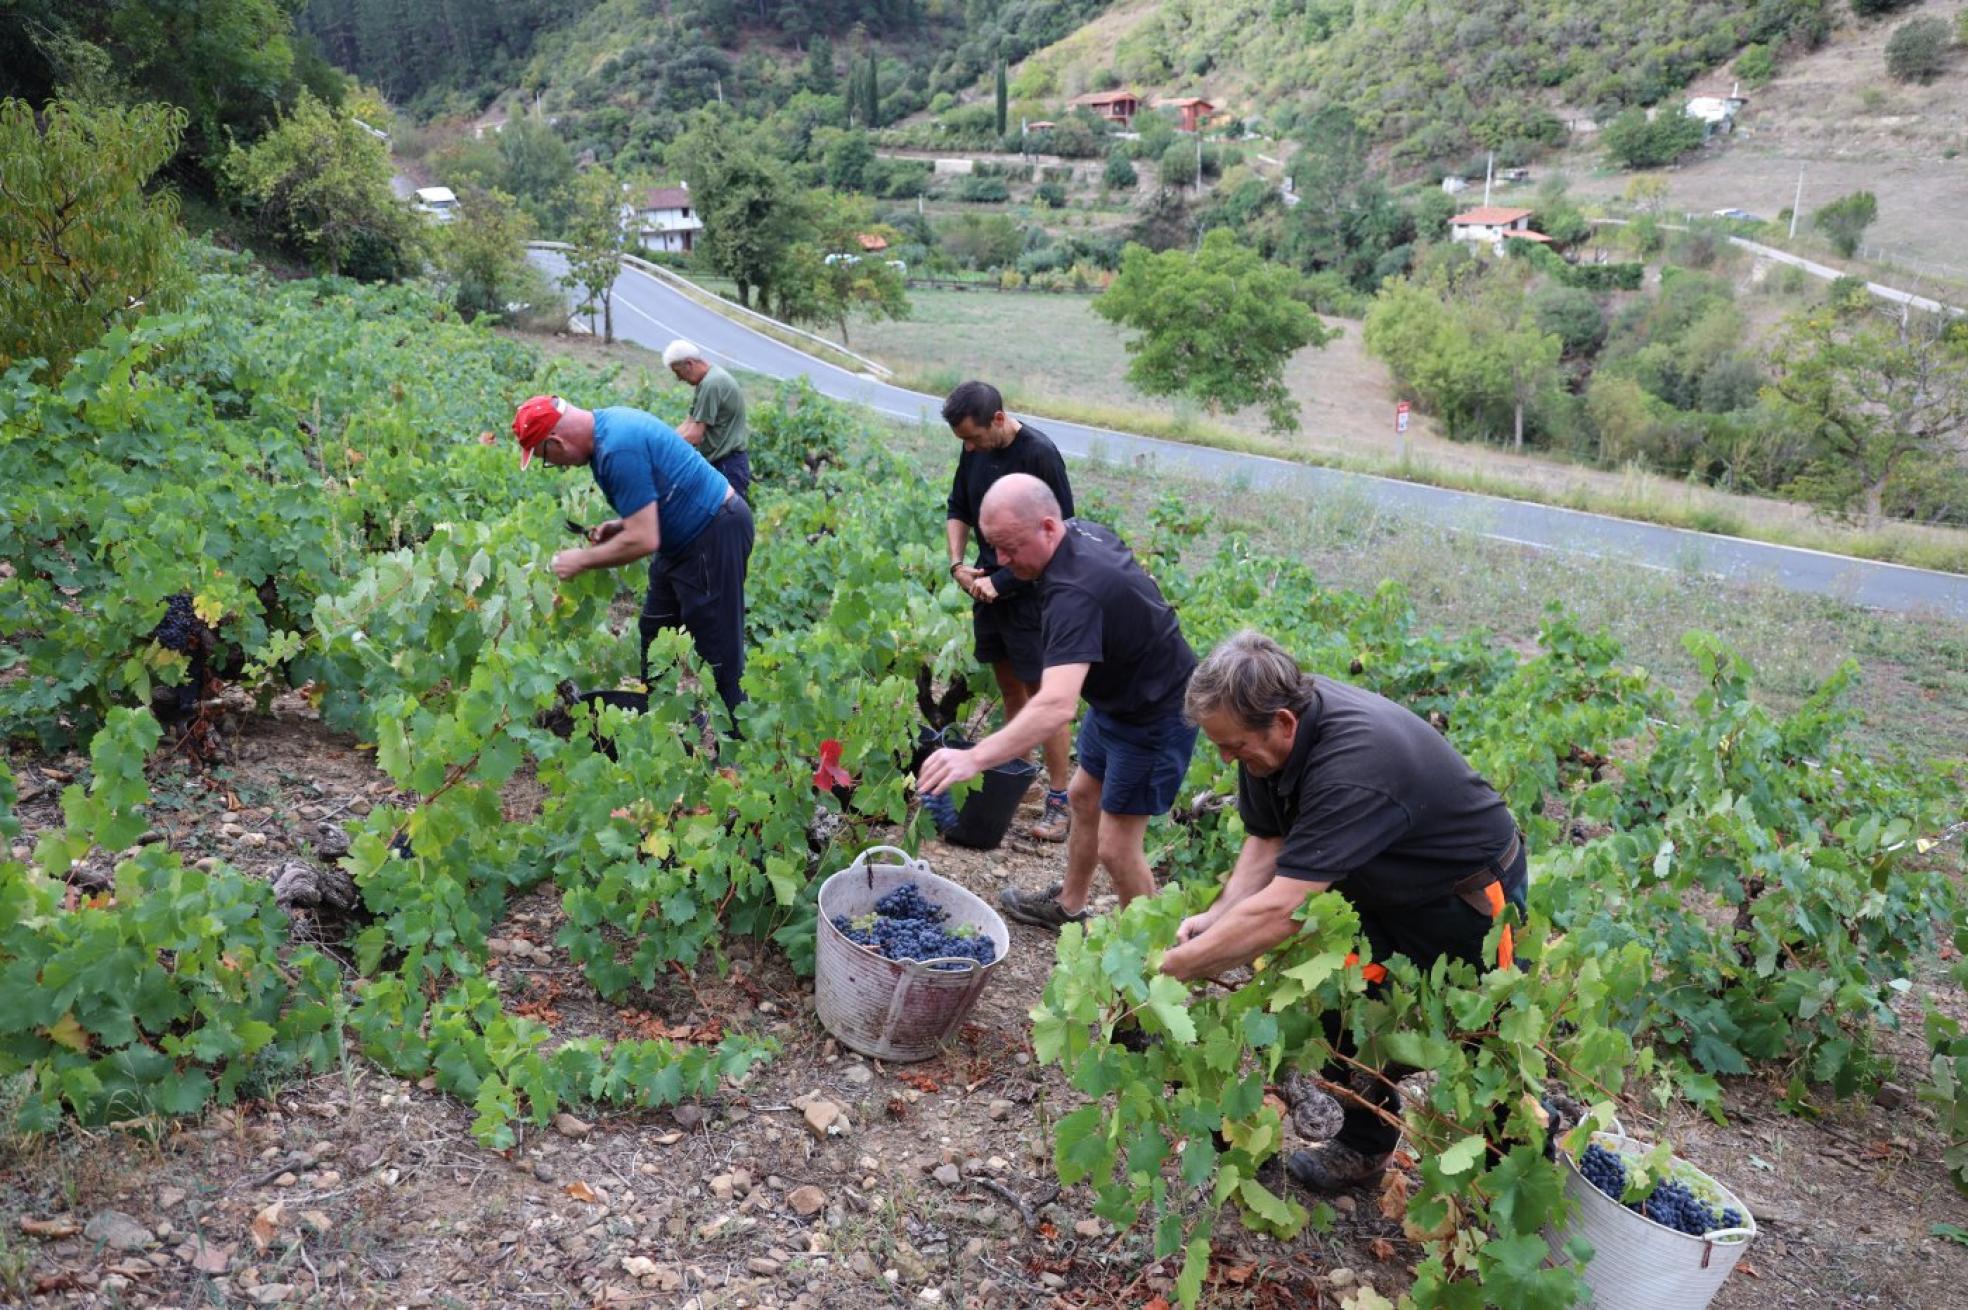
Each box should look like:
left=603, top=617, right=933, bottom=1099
left=1038, top=519, right=1195, bottom=723
left=1236, top=676, right=1517, bottom=908
left=945, top=422, right=1074, bottom=603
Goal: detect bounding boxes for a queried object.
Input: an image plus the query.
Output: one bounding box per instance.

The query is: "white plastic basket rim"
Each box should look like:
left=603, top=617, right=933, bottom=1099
left=1563, top=1130, right=1758, bottom=1245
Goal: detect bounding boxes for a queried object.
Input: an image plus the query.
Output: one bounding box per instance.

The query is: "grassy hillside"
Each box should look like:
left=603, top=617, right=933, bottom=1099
left=1013, top=0, right=1837, bottom=169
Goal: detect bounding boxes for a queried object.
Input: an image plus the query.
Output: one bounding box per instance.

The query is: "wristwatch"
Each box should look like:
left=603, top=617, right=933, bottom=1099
left=949, top=561, right=965, bottom=577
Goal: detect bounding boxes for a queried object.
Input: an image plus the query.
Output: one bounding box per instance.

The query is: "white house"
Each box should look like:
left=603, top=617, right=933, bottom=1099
left=637, top=184, right=703, bottom=254
left=414, top=187, right=459, bottom=223
left=1448, top=206, right=1552, bottom=254
left=1684, top=85, right=1749, bottom=138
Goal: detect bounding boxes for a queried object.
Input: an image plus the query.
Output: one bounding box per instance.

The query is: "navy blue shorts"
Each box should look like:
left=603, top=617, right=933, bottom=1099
left=1075, top=707, right=1198, bottom=816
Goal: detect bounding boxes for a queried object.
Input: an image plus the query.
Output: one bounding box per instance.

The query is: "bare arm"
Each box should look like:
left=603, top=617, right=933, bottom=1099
left=916, top=663, right=1086, bottom=794
left=945, top=519, right=980, bottom=594
left=1161, top=864, right=1329, bottom=982
left=677, top=419, right=708, bottom=445
left=552, top=502, right=659, bottom=578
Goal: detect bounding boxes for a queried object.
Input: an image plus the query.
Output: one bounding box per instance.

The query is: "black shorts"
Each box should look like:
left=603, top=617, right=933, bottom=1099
left=973, top=597, right=1044, bottom=685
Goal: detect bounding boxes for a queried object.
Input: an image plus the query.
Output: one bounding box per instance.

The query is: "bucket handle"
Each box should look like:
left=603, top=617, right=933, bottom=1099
left=1698, top=1226, right=1754, bottom=1244
left=848, top=845, right=929, bottom=883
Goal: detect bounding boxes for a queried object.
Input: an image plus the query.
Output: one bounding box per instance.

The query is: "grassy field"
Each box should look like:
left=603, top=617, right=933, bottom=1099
left=522, top=330, right=1968, bottom=762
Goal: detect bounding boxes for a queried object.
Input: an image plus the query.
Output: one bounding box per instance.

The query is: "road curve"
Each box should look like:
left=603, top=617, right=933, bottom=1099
left=528, top=250, right=1968, bottom=620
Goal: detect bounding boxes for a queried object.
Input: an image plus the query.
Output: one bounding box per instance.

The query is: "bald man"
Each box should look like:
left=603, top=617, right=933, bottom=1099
left=918, top=474, right=1199, bottom=930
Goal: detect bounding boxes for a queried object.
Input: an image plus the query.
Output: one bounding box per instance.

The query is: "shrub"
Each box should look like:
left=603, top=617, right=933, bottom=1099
left=1600, top=107, right=1706, bottom=169
left=1884, top=17, right=1951, bottom=84
left=1850, top=0, right=1918, bottom=16
left=1035, top=181, right=1068, bottom=209
left=1736, top=43, right=1776, bottom=86
left=1103, top=151, right=1138, bottom=189
left=1159, top=140, right=1200, bottom=188
left=1812, top=190, right=1878, bottom=257
left=1530, top=284, right=1608, bottom=356
left=955, top=175, right=1010, bottom=203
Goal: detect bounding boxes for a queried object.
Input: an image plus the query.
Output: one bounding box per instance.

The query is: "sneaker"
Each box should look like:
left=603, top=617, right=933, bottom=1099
left=1284, top=1143, right=1391, bottom=1193
left=1029, top=788, right=1071, bottom=842
left=998, top=882, right=1090, bottom=932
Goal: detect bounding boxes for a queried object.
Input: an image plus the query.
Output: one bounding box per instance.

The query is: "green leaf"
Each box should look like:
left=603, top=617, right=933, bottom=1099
left=1437, top=1134, right=1488, bottom=1176
left=1144, top=974, right=1196, bottom=1044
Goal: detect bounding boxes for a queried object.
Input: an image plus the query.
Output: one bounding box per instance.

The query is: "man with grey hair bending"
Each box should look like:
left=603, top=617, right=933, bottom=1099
left=1159, top=630, right=1525, bottom=1194
left=664, top=339, right=750, bottom=500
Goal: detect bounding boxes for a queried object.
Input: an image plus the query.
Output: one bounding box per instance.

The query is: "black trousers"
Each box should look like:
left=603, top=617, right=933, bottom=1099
left=710, top=449, right=751, bottom=503
left=1321, top=841, right=1529, bottom=1158
left=639, top=496, right=754, bottom=715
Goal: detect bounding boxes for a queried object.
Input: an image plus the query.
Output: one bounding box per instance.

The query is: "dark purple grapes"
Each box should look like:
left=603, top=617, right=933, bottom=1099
left=832, top=881, right=995, bottom=971
left=151, top=593, right=210, bottom=654
left=1576, top=1143, right=1743, bottom=1236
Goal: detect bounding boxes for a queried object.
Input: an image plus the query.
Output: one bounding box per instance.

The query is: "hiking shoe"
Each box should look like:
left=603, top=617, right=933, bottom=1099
left=998, top=883, right=1090, bottom=932
left=1029, top=788, right=1071, bottom=842
left=1284, top=1143, right=1391, bottom=1193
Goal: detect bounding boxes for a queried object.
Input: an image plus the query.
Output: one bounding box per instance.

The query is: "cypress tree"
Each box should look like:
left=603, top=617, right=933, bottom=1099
left=995, top=59, right=1008, bottom=136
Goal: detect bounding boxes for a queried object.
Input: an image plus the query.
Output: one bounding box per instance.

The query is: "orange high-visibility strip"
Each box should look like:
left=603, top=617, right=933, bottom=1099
left=1483, top=882, right=1514, bottom=969
left=1343, top=951, right=1389, bottom=985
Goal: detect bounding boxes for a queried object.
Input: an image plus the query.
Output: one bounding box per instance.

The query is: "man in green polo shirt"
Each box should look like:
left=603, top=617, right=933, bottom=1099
left=665, top=340, right=751, bottom=501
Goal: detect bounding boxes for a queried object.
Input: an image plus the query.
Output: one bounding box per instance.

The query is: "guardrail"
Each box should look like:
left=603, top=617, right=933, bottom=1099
left=525, top=242, right=895, bottom=379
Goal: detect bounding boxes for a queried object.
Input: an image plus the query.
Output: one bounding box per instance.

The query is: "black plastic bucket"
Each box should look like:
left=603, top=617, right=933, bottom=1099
left=914, top=725, right=1040, bottom=851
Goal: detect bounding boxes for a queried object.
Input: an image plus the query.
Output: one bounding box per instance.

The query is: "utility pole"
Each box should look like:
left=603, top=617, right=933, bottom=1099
left=1482, top=151, right=1494, bottom=207
left=1195, top=131, right=1203, bottom=199
left=1789, top=165, right=1803, bottom=239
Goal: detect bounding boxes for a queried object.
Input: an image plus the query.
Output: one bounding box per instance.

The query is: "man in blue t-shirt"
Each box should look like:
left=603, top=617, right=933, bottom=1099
left=512, top=394, right=754, bottom=715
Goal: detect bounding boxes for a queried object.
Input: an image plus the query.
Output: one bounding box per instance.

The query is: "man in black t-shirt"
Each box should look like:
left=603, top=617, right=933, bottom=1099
left=918, top=473, right=1199, bottom=930
left=1159, top=630, right=1525, bottom=1194
left=941, top=381, right=1077, bottom=842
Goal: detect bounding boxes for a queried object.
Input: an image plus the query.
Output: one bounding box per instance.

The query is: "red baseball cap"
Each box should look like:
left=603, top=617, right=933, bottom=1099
left=511, top=395, right=566, bottom=468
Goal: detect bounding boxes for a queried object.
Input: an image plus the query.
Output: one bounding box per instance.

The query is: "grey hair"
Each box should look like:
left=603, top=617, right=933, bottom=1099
left=978, top=471, right=1061, bottom=525
left=662, top=339, right=705, bottom=367
left=1184, top=630, right=1317, bottom=729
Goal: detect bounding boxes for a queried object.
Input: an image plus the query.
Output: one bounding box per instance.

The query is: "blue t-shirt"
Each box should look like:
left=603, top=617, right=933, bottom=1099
left=590, top=407, right=728, bottom=557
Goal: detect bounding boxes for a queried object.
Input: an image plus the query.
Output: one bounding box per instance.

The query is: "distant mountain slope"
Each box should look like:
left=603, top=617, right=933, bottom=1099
left=1013, top=0, right=1838, bottom=168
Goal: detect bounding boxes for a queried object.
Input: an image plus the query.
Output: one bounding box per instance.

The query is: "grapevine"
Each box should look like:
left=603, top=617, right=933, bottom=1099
left=1, top=253, right=1963, bottom=1310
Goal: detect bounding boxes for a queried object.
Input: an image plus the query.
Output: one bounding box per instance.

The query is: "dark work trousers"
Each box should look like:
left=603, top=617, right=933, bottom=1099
left=639, top=495, right=754, bottom=717
left=1322, top=840, right=1529, bottom=1158
left=710, top=449, right=752, bottom=503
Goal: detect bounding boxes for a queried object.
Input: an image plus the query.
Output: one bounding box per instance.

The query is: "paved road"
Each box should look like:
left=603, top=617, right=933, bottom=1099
left=529, top=250, right=1968, bottom=619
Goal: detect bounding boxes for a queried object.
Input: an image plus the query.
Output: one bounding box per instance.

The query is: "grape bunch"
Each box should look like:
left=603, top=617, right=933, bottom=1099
left=151, top=593, right=210, bottom=654
left=1576, top=1143, right=1745, bottom=1236
left=832, top=881, right=997, bottom=971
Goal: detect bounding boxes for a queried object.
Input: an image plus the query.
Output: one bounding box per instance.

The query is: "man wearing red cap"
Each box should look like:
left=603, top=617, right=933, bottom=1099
left=512, top=394, right=753, bottom=717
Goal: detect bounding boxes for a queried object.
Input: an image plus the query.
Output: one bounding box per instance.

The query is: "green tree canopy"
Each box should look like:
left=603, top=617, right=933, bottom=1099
left=1094, top=228, right=1335, bottom=432
left=562, top=167, right=627, bottom=343
left=1812, top=190, right=1878, bottom=258
left=676, top=110, right=805, bottom=310
left=223, top=90, right=419, bottom=278
left=0, top=98, right=189, bottom=379
left=774, top=191, right=909, bottom=347
left=441, top=186, right=536, bottom=321
left=1766, top=301, right=1968, bottom=528
left=1600, top=107, right=1705, bottom=169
